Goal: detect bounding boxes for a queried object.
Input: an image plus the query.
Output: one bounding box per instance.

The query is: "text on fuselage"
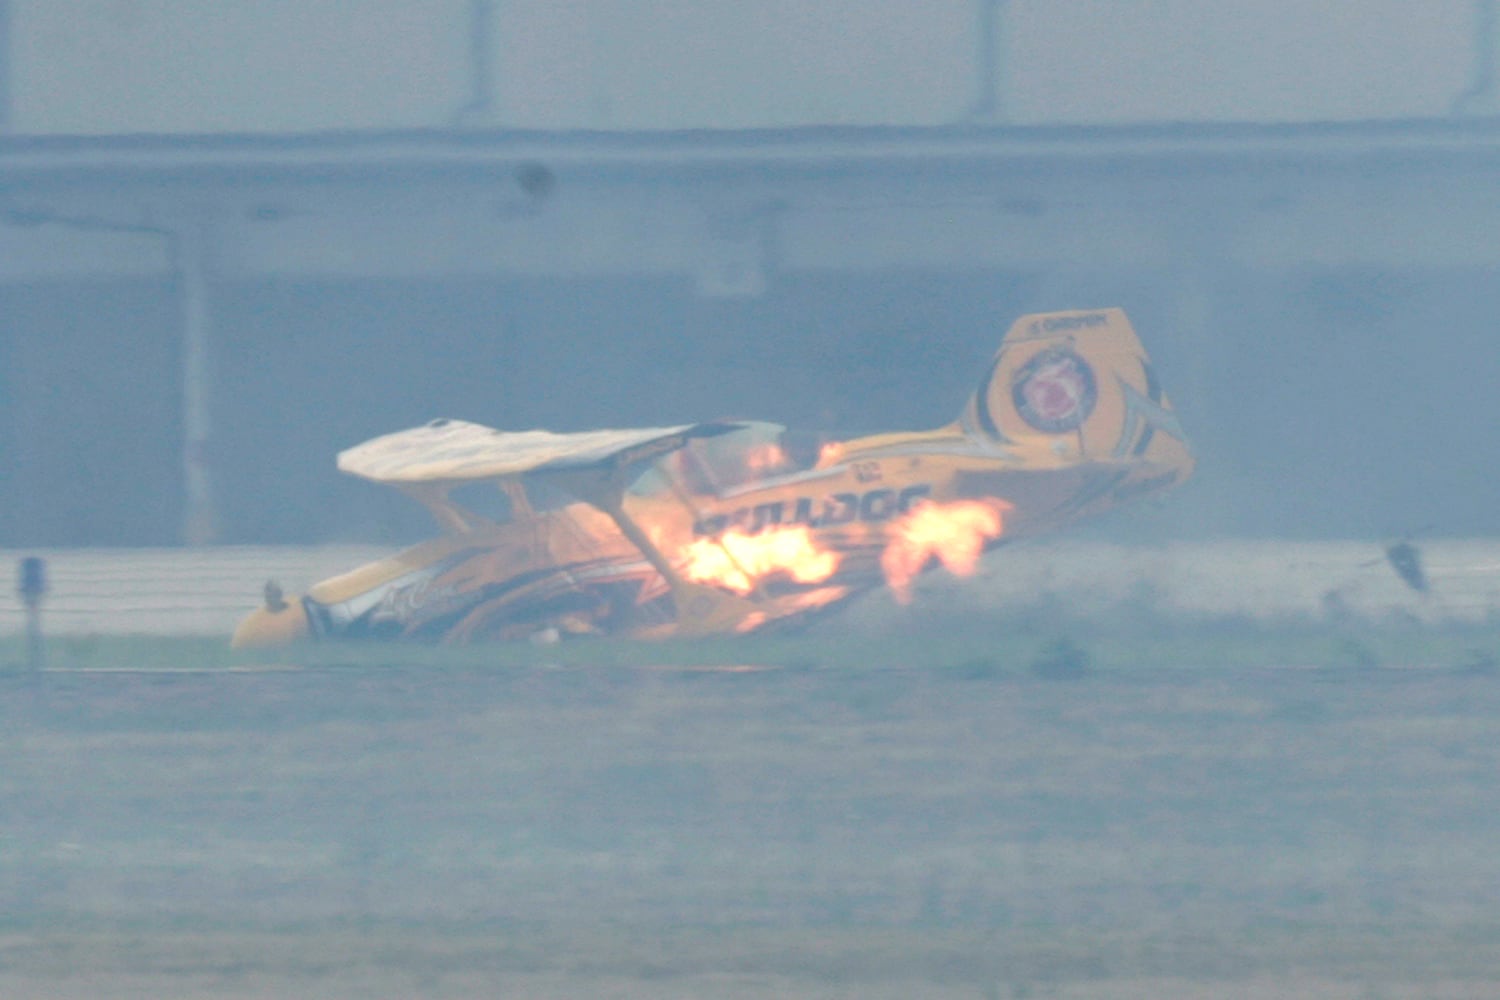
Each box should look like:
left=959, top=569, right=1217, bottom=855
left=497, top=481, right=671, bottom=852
left=693, top=484, right=933, bottom=537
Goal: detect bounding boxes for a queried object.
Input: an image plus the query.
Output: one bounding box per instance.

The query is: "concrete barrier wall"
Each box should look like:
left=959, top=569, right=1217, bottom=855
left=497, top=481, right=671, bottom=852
left=7, top=0, right=1476, bottom=134
left=0, top=546, right=386, bottom=637
left=2, top=540, right=1497, bottom=639
left=935, top=539, right=1500, bottom=624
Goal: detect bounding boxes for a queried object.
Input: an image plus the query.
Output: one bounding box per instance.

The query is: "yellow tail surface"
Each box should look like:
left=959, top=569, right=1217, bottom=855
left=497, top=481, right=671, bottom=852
left=958, top=308, right=1192, bottom=472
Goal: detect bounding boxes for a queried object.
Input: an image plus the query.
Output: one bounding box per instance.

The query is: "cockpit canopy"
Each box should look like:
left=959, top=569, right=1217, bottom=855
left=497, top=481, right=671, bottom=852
left=628, top=421, right=825, bottom=500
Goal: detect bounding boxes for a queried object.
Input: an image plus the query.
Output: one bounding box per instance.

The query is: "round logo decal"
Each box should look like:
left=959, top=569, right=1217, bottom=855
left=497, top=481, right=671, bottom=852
left=1010, top=347, right=1097, bottom=433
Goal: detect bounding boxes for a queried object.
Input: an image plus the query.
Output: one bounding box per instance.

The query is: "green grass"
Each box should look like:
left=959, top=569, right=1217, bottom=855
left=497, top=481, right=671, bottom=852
left=5, top=619, right=1500, bottom=994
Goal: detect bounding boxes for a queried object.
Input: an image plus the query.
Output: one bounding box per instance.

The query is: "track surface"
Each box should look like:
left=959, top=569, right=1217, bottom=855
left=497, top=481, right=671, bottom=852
left=2, top=657, right=1499, bottom=997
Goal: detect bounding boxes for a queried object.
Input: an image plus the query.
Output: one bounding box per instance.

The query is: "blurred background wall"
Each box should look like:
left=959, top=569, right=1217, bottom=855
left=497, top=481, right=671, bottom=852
left=2, top=1, right=1498, bottom=546
left=4, top=0, right=1483, bottom=132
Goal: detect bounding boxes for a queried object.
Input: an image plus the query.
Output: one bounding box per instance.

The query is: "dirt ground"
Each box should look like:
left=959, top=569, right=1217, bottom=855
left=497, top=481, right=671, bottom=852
left=2, top=654, right=1499, bottom=998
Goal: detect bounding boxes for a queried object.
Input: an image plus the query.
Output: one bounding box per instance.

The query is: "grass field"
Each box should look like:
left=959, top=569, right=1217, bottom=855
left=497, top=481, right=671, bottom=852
left=2, top=615, right=1500, bottom=997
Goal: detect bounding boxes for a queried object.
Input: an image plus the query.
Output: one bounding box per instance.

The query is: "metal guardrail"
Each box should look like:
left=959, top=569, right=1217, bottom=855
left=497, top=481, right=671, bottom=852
left=2, top=541, right=1497, bottom=638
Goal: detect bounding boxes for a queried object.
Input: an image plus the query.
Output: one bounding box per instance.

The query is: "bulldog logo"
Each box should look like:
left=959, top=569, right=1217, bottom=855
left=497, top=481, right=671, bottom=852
left=1011, top=347, right=1097, bottom=433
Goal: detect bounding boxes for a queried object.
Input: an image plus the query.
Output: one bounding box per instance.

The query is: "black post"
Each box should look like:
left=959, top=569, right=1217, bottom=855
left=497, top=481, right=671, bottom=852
left=18, top=556, right=46, bottom=670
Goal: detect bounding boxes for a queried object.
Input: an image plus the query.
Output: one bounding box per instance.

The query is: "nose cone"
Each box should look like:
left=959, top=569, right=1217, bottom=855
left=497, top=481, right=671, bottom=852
left=231, top=598, right=310, bottom=648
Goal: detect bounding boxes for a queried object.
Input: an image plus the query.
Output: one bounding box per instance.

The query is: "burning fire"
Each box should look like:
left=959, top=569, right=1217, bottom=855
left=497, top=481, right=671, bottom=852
left=678, top=498, right=1010, bottom=607
left=880, top=499, right=1010, bottom=604
left=681, top=524, right=841, bottom=595
left=732, top=586, right=849, bottom=632
left=744, top=442, right=789, bottom=475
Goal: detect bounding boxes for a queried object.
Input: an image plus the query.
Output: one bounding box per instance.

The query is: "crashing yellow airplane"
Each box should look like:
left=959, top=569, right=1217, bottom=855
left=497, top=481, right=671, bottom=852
left=232, top=308, right=1193, bottom=647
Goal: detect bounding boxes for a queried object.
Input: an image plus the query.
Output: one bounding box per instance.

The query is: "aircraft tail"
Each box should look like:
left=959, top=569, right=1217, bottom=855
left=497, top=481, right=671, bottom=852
left=959, top=308, right=1193, bottom=471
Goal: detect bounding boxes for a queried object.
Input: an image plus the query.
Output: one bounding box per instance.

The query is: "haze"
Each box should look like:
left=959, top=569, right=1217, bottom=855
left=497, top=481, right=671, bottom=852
left=2, top=1, right=1496, bottom=546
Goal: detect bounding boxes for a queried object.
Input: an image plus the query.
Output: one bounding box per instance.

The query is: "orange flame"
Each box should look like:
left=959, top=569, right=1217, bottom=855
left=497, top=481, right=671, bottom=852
left=681, top=525, right=842, bottom=595
left=880, top=499, right=1010, bottom=604
left=732, top=586, right=849, bottom=632
left=744, top=442, right=789, bottom=475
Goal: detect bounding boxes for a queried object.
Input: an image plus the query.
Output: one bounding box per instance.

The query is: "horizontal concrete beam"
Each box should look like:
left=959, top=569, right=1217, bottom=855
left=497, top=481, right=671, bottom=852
left=9, top=120, right=1500, bottom=182
left=8, top=122, right=1500, bottom=280
left=8, top=183, right=1500, bottom=281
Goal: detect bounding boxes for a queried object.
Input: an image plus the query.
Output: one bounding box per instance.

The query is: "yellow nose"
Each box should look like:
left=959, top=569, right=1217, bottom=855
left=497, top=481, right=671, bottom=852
left=231, top=599, right=311, bottom=648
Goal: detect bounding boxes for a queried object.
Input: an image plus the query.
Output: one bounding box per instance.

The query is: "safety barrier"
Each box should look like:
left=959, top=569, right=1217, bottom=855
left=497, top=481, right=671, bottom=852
left=2, top=540, right=1498, bottom=637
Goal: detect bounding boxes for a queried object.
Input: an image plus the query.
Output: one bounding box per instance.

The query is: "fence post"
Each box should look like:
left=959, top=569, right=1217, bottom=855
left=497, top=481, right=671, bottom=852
left=18, top=555, right=46, bottom=670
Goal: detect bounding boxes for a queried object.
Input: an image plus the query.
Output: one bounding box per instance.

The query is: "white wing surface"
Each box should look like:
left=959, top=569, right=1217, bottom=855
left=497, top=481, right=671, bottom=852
left=337, top=418, right=742, bottom=484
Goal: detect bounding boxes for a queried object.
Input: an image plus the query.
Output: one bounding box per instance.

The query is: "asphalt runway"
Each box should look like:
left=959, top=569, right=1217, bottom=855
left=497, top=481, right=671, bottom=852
left=2, top=656, right=1499, bottom=998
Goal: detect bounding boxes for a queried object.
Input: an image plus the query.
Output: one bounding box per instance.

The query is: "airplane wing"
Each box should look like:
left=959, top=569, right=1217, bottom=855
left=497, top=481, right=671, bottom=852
left=337, top=417, right=762, bottom=635
left=337, top=417, right=744, bottom=485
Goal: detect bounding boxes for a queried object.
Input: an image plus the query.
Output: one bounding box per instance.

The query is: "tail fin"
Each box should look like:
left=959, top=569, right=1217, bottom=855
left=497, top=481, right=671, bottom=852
left=960, top=308, right=1192, bottom=472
